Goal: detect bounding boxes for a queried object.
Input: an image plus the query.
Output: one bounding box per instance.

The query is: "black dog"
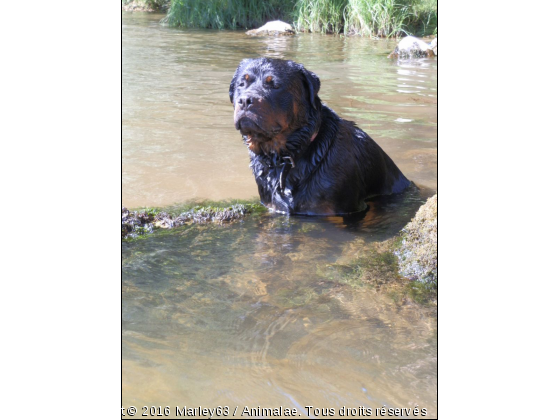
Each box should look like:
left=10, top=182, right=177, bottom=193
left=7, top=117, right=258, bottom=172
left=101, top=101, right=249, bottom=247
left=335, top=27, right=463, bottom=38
left=229, top=58, right=410, bottom=215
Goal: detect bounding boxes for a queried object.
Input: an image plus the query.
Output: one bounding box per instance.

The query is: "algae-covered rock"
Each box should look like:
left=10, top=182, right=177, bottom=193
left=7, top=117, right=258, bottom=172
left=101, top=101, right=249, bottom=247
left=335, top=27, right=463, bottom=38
left=395, top=194, right=437, bottom=284
left=246, top=21, right=295, bottom=36
left=122, top=202, right=265, bottom=239
left=121, top=207, right=155, bottom=239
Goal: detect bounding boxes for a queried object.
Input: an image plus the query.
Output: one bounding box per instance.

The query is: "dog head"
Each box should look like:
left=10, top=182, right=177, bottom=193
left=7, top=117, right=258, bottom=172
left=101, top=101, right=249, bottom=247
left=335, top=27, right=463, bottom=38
left=229, top=58, right=321, bottom=155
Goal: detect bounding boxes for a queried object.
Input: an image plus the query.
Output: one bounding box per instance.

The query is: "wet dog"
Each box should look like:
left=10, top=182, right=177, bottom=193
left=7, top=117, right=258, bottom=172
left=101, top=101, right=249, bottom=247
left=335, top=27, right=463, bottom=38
left=229, top=58, right=410, bottom=215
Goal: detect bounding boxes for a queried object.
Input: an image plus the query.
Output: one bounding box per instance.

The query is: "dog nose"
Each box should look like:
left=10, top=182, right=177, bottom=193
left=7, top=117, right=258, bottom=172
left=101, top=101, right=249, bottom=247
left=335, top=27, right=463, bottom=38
left=238, top=96, right=253, bottom=110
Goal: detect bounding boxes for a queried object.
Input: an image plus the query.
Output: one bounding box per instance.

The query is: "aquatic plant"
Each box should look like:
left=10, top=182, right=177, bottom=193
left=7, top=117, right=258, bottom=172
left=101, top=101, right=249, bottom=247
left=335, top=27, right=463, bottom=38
left=320, top=241, right=401, bottom=288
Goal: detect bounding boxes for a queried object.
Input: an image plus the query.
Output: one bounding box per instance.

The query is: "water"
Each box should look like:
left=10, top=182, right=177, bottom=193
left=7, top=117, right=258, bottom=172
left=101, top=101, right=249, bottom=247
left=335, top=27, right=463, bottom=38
left=122, top=13, right=436, bottom=208
left=122, top=12, right=437, bottom=418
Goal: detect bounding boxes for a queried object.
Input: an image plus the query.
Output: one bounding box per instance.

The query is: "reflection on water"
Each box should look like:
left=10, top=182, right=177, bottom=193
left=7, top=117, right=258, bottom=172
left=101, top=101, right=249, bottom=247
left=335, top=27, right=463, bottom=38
left=122, top=12, right=437, bottom=419
left=122, top=13, right=436, bottom=208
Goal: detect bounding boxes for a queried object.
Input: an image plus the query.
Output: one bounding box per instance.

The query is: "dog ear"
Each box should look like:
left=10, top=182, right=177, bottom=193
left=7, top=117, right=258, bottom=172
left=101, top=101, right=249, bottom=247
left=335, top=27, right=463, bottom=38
left=299, top=66, right=321, bottom=110
left=229, top=59, right=249, bottom=104
left=229, top=72, right=237, bottom=104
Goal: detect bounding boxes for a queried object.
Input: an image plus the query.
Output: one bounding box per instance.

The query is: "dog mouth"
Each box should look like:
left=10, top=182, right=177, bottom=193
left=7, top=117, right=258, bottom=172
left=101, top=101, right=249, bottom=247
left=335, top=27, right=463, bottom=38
left=236, top=117, right=266, bottom=138
left=235, top=114, right=281, bottom=143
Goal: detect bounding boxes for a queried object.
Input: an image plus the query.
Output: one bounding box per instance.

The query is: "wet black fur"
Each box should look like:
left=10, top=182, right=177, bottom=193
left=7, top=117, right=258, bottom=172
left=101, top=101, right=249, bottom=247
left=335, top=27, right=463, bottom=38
left=229, top=58, right=410, bottom=215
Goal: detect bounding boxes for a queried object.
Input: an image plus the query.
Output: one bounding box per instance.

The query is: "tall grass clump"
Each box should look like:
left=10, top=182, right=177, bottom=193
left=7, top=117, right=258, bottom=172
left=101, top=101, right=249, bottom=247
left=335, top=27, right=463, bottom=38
left=164, top=0, right=294, bottom=29
left=409, top=0, right=437, bottom=35
left=293, top=0, right=436, bottom=37
left=343, top=0, right=413, bottom=37
left=293, top=0, right=347, bottom=34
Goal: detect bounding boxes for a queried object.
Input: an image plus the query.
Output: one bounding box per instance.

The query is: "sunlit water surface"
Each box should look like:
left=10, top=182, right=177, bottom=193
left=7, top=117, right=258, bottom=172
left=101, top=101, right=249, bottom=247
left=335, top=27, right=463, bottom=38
left=122, top=12, right=437, bottom=418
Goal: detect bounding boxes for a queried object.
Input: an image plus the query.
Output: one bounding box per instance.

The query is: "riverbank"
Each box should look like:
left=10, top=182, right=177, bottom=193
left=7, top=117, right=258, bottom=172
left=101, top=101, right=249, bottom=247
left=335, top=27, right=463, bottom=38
left=133, top=0, right=437, bottom=37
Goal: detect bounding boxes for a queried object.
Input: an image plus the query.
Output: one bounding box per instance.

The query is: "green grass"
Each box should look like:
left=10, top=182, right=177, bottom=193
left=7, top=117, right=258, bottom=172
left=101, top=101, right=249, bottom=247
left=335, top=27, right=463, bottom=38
left=163, top=0, right=436, bottom=37
left=164, top=0, right=294, bottom=30
left=343, top=0, right=414, bottom=37
left=295, top=0, right=436, bottom=37
left=408, top=0, right=437, bottom=35
left=294, top=0, right=347, bottom=34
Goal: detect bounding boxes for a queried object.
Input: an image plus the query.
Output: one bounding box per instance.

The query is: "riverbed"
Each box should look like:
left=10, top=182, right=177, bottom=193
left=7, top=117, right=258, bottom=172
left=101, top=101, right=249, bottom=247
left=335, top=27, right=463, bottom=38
left=122, top=12, right=437, bottom=418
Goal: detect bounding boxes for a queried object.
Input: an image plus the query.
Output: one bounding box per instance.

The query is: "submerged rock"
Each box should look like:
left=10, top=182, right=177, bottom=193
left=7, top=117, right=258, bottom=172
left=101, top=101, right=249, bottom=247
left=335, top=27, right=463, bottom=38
left=388, top=36, right=436, bottom=59
left=246, top=21, right=295, bottom=36
left=395, top=194, right=437, bottom=284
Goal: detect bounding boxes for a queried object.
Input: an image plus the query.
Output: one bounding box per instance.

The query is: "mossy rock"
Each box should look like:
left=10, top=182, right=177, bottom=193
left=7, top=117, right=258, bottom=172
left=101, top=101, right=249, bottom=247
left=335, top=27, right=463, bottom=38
left=395, top=194, right=437, bottom=285
left=122, top=200, right=266, bottom=240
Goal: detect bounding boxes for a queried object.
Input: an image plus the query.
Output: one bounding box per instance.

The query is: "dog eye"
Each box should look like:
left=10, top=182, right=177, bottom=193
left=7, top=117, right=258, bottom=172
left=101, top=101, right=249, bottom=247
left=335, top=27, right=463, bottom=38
left=239, top=74, right=251, bottom=87
left=264, top=76, right=279, bottom=89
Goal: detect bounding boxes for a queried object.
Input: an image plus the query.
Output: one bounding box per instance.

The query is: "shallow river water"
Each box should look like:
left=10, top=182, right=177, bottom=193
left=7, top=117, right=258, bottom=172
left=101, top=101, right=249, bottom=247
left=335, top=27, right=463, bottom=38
left=122, top=12, right=437, bottom=418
